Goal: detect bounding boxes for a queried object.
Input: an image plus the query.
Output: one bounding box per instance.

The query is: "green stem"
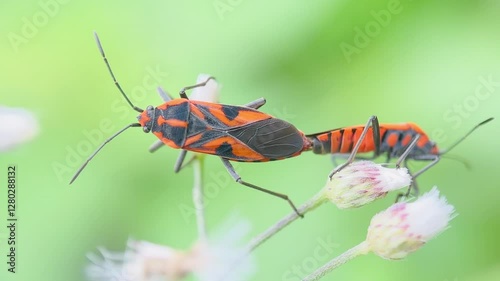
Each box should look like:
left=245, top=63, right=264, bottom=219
left=303, top=241, right=370, bottom=281
left=247, top=190, right=326, bottom=253
left=192, top=156, right=206, bottom=240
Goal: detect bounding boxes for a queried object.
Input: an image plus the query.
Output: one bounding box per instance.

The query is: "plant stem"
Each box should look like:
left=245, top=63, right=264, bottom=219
left=247, top=191, right=325, bottom=253
left=303, top=241, right=370, bottom=281
left=192, top=156, right=206, bottom=240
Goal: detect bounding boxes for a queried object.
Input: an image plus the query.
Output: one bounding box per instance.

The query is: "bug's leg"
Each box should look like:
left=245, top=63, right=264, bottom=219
left=394, top=135, right=421, bottom=202
left=331, top=153, right=351, bottom=166
left=220, top=158, right=303, bottom=217
left=157, top=86, right=173, bottom=102
left=328, top=115, right=380, bottom=179
left=395, top=135, right=420, bottom=168
left=411, top=154, right=441, bottom=179
left=405, top=158, right=424, bottom=199
left=394, top=154, right=440, bottom=200
left=173, top=150, right=189, bottom=173
left=244, top=98, right=266, bottom=110
left=395, top=163, right=420, bottom=202
left=149, top=141, right=165, bottom=153
left=179, top=76, right=216, bottom=99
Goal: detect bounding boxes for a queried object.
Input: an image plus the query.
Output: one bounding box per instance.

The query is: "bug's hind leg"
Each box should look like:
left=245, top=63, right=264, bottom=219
left=328, top=115, right=380, bottom=179
left=220, top=158, right=303, bottom=217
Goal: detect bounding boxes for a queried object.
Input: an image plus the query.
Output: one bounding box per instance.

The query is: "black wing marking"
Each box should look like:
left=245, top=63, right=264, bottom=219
left=228, top=118, right=305, bottom=159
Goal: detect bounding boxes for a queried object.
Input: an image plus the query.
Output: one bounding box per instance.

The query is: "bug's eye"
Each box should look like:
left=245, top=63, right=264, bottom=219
left=143, top=126, right=151, bottom=133
left=146, top=105, right=154, bottom=111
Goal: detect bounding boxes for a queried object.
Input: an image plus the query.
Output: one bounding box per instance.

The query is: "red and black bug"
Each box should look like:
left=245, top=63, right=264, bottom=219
left=71, top=33, right=492, bottom=214
left=71, top=33, right=319, bottom=215
left=307, top=116, right=493, bottom=197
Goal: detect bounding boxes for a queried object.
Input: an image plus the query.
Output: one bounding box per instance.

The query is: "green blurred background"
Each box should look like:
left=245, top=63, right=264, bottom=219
left=1, top=0, right=500, bottom=280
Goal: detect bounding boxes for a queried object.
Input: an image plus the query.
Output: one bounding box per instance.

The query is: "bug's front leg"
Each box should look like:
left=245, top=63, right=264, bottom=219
left=179, top=76, right=216, bottom=99
left=394, top=135, right=421, bottom=201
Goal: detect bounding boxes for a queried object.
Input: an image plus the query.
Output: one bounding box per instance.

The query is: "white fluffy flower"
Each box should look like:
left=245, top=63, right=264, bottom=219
left=86, top=240, right=186, bottom=281
left=366, top=187, right=455, bottom=260
left=86, top=218, right=253, bottom=281
left=324, top=161, right=412, bottom=209
left=0, top=106, right=39, bottom=152
left=188, top=74, right=220, bottom=103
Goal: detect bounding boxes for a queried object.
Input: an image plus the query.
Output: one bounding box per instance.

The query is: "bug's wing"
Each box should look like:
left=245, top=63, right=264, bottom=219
left=185, top=101, right=306, bottom=161
left=184, top=119, right=306, bottom=161
left=227, top=118, right=306, bottom=159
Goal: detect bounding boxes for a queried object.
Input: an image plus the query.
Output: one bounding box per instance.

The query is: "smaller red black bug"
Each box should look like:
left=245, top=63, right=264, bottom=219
left=307, top=116, right=493, bottom=198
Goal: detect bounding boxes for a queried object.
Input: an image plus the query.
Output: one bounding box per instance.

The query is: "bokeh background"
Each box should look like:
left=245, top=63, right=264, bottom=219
left=1, top=0, right=500, bottom=280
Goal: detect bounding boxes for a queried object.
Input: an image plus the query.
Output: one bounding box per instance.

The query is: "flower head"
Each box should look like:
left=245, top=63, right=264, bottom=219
left=86, top=240, right=188, bottom=281
left=86, top=217, right=254, bottom=281
left=323, top=161, right=412, bottom=209
left=189, top=74, right=220, bottom=103
left=0, top=106, right=39, bottom=152
left=366, top=187, right=455, bottom=260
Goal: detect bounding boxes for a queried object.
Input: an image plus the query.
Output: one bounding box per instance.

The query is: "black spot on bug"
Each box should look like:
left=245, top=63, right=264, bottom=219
left=215, top=142, right=237, bottom=158
left=347, top=128, right=357, bottom=152
left=153, top=124, right=186, bottom=147
left=222, top=106, right=239, bottom=121
left=161, top=103, right=189, bottom=121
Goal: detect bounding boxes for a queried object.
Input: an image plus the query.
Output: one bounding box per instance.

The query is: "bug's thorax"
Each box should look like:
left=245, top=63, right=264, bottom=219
left=138, top=100, right=191, bottom=149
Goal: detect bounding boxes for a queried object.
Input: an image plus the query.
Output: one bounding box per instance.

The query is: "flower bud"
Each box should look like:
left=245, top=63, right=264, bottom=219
left=366, top=187, right=455, bottom=260
left=324, top=161, right=412, bottom=209
left=189, top=74, right=220, bottom=103
left=0, top=106, right=39, bottom=152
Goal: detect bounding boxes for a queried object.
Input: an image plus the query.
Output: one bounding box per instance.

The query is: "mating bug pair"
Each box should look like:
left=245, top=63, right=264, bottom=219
left=70, top=32, right=493, bottom=216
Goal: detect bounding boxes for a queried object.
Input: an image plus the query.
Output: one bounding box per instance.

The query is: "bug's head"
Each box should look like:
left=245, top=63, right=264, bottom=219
left=429, top=141, right=439, bottom=155
left=412, top=140, right=438, bottom=156
left=138, top=105, right=156, bottom=133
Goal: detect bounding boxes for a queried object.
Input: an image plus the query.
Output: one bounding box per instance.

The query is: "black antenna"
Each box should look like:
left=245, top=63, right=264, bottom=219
left=70, top=123, right=141, bottom=184
left=440, top=117, right=494, bottom=155
left=441, top=154, right=471, bottom=170
left=94, top=32, right=143, bottom=113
